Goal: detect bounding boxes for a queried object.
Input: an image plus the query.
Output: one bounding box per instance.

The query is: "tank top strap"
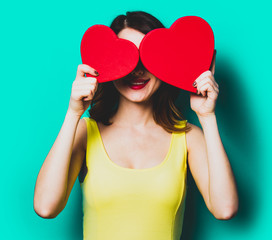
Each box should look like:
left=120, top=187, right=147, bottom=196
left=172, top=120, right=188, bottom=173
left=82, top=117, right=188, bottom=172
left=82, top=117, right=100, bottom=168
left=83, top=116, right=97, bottom=138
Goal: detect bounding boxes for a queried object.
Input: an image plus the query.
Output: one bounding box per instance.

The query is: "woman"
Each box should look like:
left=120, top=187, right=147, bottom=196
left=34, top=11, right=238, bottom=240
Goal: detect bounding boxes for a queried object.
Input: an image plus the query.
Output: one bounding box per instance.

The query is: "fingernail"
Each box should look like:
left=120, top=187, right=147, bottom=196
left=192, top=81, right=197, bottom=87
left=94, top=70, right=99, bottom=76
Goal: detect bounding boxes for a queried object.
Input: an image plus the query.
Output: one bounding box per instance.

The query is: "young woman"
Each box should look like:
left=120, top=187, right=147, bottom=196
left=34, top=11, right=238, bottom=240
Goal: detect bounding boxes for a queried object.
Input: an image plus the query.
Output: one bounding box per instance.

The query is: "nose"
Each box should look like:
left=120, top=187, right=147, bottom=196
left=131, top=60, right=145, bottom=77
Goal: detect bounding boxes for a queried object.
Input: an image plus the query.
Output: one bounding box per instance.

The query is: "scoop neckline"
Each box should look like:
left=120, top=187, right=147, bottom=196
left=94, top=120, right=174, bottom=172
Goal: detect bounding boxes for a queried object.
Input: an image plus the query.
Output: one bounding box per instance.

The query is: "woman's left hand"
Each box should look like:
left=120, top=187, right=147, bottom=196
left=190, top=50, right=219, bottom=118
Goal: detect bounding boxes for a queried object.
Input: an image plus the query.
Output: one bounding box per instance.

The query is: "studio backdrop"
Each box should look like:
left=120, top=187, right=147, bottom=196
left=0, top=0, right=271, bottom=239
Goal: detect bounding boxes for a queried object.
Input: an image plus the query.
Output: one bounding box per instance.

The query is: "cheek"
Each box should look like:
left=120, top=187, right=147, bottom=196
left=112, top=80, right=124, bottom=91
left=152, top=79, right=162, bottom=91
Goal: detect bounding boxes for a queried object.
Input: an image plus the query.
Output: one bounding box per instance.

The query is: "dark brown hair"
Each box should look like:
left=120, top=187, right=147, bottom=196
left=88, top=11, right=191, bottom=133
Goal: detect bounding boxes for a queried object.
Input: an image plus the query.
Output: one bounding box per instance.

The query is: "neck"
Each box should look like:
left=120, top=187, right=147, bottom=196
left=110, top=96, right=156, bottom=128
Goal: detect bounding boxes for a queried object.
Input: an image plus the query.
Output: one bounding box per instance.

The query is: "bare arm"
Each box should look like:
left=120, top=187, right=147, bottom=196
left=33, top=64, right=98, bottom=218
left=187, top=116, right=239, bottom=220
left=187, top=50, right=238, bottom=219
left=33, top=111, right=85, bottom=218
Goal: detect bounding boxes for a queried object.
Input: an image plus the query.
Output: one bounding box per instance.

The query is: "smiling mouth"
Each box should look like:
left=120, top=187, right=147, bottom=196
left=129, top=78, right=150, bottom=85
left=127, top=78, right=150, bottom=90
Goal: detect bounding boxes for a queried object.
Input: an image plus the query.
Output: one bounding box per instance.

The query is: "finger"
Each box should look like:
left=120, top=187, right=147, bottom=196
left=75, top=77, right=97, bottom=85
left=195, top=72, right=219, bottom=88
left=77, top=64, right=99, bottom=78
left=72, top=79, right=97, bottom=94
left=82, top=97, right=91, bottom=101
left=199, top=83, right=210, bottom=97
left=193, top=70, right=213, bottom=87
left=72, top=82, right=97, bottom=91
left=83, top=94, right=94, bottom=101
left=209, top=49, right=216, bottom=75
left=202, top=82, right=219, bottom=96
left=72, top=78, right=98, bottom=92
left=83, top=86, right=98, bottom=101
left=85, top=77, right=98, bottom=84
left=82, top=85, right=97, bottom=99
left=194, top=74, right=218, bottom=90
left=199, top=82, right=218, bottom=99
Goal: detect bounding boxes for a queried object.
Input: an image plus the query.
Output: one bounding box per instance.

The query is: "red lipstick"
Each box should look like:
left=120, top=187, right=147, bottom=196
left=128, top=78, right=150, bottom=90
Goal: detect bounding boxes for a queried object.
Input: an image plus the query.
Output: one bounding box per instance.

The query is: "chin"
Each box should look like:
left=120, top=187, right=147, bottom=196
left=123, top=92, right=152, bottom=103
left=113, top=77, right=161, bottom=104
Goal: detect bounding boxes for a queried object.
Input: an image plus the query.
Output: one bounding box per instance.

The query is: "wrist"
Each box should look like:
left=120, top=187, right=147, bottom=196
left=197, top=113, right=216, bottom=126
left=66, top=108, right=82, bottom=120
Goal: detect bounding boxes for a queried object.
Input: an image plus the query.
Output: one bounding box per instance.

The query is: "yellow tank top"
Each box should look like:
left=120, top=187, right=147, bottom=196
left=80, top=117, right=188, bottom=240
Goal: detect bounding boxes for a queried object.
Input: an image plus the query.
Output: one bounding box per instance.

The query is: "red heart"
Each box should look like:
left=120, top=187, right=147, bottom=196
left=139, top=16, right=215, bottom=93
left=80, top=25, right=139, bottom=82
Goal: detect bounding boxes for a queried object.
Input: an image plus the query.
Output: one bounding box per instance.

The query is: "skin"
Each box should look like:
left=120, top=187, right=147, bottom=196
left=34, top=27, right=238, bottom=220
left=96, top=28, right=172, bottom=170
left=97, top=28, right=238, bottom=219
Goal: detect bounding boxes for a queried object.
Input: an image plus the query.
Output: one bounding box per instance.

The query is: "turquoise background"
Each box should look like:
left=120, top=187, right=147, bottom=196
left=1, top=0, right=271, bottom=239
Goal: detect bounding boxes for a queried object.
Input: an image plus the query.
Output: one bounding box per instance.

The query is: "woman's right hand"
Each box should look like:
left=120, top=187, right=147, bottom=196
left=68, top=64, right=99, bottom=117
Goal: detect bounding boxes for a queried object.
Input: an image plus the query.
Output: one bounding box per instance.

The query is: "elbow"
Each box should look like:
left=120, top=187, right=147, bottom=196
left=34, top=208, right=58, bottom=219
left=213, top=204, right=239, bottom=220
left=33, top=199, right=60, bottom=219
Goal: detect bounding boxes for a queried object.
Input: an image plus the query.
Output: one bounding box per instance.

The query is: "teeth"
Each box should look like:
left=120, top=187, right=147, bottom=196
left=131, top=82, right=145, bottom=85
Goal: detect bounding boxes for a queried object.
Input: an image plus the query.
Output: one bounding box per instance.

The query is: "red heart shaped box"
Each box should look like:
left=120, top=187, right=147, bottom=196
left=80, top=25, right=139, bottom=82
left=139, top=16, right=215, bottom=93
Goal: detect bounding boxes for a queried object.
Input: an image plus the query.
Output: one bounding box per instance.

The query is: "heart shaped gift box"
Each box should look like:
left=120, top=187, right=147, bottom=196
left=80, top=16, right=215, bottom=93
left=80, top=24, right=139, bottom=82
left=139, top=16, right=215, bottom=93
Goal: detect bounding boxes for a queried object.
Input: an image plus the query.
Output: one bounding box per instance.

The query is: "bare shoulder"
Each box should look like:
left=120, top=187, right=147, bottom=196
left=185, top=122, right=205, bottom=153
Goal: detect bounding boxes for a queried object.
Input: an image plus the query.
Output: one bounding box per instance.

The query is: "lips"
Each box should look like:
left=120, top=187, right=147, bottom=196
left=130, top=78, right=150, bottom=84
left=128, top=78, right=150, bottom=90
